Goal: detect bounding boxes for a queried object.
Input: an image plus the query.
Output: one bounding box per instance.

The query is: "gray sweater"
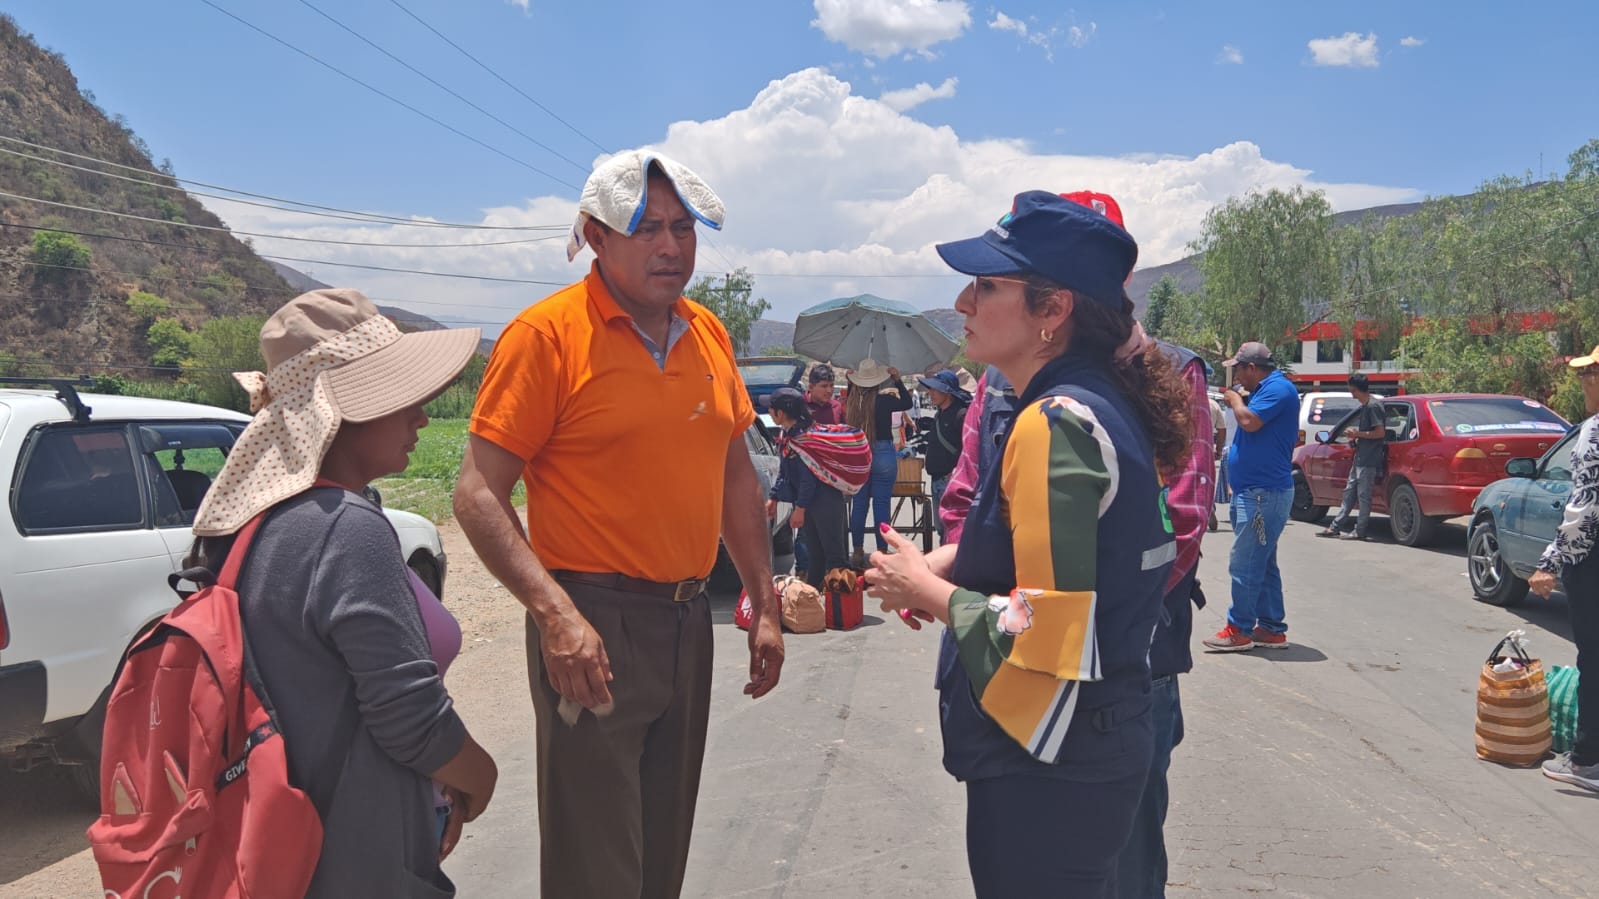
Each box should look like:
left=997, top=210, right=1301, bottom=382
left=237, top=488, right=466, bottom=897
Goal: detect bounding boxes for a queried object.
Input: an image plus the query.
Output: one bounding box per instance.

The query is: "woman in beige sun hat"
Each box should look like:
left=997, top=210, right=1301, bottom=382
left=185, top=288, right=497, bottom=896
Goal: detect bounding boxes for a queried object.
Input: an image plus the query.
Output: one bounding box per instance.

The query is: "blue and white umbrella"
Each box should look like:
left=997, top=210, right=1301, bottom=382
left=792, top=294, right=959, bottom=373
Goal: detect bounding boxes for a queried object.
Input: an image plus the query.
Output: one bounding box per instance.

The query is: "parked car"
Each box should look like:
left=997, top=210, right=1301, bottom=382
left=1291, top=393, right=1570, bottom=546
left=737, top=355, right=809, bottom=415
left=709, top=420, right=796, bottom=592
left=1297, top=391, right=1365, bottom=448
left=1467, top=427, right=1585, bottom=605
left=0, top=380, right=448, bottom=795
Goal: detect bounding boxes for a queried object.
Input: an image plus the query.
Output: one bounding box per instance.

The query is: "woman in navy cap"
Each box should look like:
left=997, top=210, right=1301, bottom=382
left=866, top=191, right=1193, bottom=896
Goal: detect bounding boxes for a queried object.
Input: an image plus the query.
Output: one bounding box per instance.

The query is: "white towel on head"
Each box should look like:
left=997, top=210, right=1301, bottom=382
left=566, top=149, right=726, bottom=261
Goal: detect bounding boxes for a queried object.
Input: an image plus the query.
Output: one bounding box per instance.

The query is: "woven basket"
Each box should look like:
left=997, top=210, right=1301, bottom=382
left=1475, top=636, right=1551, bottom=767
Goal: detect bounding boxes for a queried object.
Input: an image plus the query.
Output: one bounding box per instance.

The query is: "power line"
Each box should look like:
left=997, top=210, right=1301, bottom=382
left=196, top=0, right=583, bottom=192
left=294, top=0, right=589, bottom=174
left=0, top=134, right=563, bottom=231
left=386, top=0, right=610, bottom=155
left=0, top=188, right=561, bottom=248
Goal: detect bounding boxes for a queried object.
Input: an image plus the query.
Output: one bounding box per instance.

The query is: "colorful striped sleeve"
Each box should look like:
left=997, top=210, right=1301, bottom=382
left=946, top=396, right=1113, bottom=760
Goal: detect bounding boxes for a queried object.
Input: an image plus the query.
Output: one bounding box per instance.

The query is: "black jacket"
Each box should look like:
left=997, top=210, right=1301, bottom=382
left=923, top=400, right=968, bottom=479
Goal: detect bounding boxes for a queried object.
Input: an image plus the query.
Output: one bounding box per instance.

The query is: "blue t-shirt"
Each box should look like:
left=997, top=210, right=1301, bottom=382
left=1227, top=369, right=1300, bottom=491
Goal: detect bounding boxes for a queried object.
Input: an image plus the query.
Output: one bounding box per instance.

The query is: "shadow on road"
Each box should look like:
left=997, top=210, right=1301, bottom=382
left=1206, top=643, right=1330, bottom=663
left=0, top=765, right=95, bottom=885
left=1503, top=594, right=1575, bottom=642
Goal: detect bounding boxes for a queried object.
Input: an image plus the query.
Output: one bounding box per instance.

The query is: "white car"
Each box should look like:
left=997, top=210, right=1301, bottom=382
left=0, top=381, right=447, bottom=795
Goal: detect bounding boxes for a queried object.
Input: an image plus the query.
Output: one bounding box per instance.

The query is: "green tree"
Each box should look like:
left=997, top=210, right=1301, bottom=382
left=1329, top=215, right=1414, bottom=370
left=1189, top=187, right=1335, bottom=363
left=126, top=290, right=170, bottom=321
left=685, top=267, right=771, bottom=355
left=1141, top=275, right=1181, bottom=337
left=146, top=317, right=193, bottom=367
left=759, top=345, right=794, bottom=356
left=30, top=229, right=91, bottom=281
left=1402, top=320, right=1556, bottom=399
left=184, top=314, right=267, bottom=412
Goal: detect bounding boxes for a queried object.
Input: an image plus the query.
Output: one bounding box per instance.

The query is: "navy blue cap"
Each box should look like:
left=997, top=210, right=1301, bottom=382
left=916, top=369, right=971, bottom=402
left=935, top=190, right=1138, bottom=308
left=769, top=387, right=810, bottom=421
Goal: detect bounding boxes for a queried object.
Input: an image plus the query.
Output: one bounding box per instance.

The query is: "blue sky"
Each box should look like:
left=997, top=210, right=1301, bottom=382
left=5, top=0, right=1596, bottom=330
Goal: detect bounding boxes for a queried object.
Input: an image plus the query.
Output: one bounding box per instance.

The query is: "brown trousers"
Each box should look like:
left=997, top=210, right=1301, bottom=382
left=526, top=578, right=714, bottom=899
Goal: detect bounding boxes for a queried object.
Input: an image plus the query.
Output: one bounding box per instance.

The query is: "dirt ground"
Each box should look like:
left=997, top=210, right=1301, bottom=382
left=0, top=513, right=530, bottom=899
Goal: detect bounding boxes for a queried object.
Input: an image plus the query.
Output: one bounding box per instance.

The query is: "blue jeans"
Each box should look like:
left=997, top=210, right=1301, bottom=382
left=1115, top=675, right=1183, bottom=899
left=851, top=439, right=898, bottom=552
left=1215, top=456, right=1231, bottom=505
left=930, top=475, right=951, bottom=541
left=1227, top=486, right=1293, bottom=634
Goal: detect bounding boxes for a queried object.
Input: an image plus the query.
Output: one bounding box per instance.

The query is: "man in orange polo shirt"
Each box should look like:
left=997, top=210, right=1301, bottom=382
left=454, top=149, right=784, bottom=898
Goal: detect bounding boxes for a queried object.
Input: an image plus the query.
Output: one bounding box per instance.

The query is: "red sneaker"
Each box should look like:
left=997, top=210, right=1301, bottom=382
left=1251, top=627, right=1289, bottom=649
left=1203, top=624, right=1254, bottom=652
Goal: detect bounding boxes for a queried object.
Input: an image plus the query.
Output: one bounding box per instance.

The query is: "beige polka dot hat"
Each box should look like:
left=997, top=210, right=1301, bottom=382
left=192, top=288, right=480, bottom=536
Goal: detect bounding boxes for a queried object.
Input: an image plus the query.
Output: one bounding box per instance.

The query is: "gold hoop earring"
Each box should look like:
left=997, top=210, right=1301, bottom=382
left=1041, top=328, right=1054, bottom=344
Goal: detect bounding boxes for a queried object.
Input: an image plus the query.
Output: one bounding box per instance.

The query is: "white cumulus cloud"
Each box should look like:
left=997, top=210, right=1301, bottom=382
left=879, top=77, right=959, bottom=112
left=989, top=11, right=1072, bottom=60
left=1218, top=44, right=1244, bottom=64
left=1308, top=31, right=1380, bottom=67
left=811, top=0, right=972, bottom=58
left=205, top=68, right=1417, bottom=332
left=1069, top=22, right=1097, bottom=48
left=1400, top=36, right=1425, bottom=47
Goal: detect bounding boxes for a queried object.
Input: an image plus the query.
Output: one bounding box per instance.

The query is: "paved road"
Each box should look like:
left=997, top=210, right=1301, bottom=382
left=5, top=514, right=1598, bottom=897
left=444, top=516, right=1599, bottom=898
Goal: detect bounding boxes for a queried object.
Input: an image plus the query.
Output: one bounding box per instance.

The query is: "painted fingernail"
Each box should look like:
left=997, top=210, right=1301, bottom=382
left=879, top=523, right=891, bottom=533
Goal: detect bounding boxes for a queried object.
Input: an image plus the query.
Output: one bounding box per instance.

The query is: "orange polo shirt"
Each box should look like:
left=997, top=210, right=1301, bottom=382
left=470, top=264, right=755, bottom=583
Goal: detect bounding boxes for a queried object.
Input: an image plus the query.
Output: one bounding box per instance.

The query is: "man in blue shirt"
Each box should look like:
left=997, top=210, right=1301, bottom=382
left=1204, top=342, right=1301, bottom=652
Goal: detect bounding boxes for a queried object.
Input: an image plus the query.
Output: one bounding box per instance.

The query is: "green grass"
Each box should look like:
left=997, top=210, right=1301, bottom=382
left=372, top=418, right=523, bottom=523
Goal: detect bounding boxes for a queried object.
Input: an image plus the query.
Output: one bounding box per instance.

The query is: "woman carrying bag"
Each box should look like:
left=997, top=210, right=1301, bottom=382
left=185, top=289, right=498, bottom=895
left=767, top=387, right=866, bottom=589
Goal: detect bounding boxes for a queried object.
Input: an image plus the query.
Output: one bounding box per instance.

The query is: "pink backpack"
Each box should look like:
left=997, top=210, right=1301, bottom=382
left=86, top=514, right=325, bottom=897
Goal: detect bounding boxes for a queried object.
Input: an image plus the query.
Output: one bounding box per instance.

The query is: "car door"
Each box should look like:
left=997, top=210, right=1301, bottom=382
left=8, top=424, right=177, bottom=724
left=1304, top=409, right=1356, bottom=504
left=138, top=421, right=241, bottom=566
left=1373, top=401, right=1420, bottom=513
left=1505, top=430, right=1580, bottom=572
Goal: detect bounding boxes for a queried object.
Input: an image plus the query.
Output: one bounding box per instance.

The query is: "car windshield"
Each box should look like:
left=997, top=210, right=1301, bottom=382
left=1427, top=398, right=1570, bottom=436
left=738, top=361, right=804, bottom=387
left=1305, top=396, right=1361, bottom=427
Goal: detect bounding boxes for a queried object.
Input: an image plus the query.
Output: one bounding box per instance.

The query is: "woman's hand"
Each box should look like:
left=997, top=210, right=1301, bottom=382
left=1530, top=569, right=1559, bottom=598
left=765, top=499, right=778, bottom=521
left=887, top=366, right=900, bottom=379
left=865, top=525, right=951, bottom=626
left=790, top=507, right=807, bottom=530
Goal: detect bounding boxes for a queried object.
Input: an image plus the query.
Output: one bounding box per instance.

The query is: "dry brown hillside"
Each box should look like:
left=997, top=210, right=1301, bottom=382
left=0, top=12, right=290, bottom=375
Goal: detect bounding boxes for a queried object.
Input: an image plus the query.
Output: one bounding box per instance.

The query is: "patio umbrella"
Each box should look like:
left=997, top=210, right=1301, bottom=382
left=792, top=294, right=959, bottom=372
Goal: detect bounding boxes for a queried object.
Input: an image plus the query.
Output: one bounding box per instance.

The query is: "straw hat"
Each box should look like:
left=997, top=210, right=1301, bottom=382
left=191, top=288, right=480, bottom=536
left=847, top=358, right=892, bottom=389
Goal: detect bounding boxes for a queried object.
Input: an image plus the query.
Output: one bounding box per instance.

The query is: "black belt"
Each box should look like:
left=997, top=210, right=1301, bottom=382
left=552, top=570, right=707, bottom=602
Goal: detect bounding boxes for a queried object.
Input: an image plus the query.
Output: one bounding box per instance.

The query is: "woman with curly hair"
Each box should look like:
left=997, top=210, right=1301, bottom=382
left=866, top=191, right=1191, bottom=897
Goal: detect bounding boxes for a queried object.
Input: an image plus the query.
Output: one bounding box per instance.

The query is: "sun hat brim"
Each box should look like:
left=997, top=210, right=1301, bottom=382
left=324, top=327, right=481, bottom=422
left=847, top=370, right=891, bottom=388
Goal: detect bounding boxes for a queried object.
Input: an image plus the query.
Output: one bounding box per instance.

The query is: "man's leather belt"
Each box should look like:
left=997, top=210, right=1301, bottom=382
left=552, top=570, right=707, bottom=602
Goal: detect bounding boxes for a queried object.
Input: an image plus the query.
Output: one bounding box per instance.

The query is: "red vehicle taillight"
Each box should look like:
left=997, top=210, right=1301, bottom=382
left=1451, top=447, right=1494, bottom=481
left=0, top=589, right=8, bottom=650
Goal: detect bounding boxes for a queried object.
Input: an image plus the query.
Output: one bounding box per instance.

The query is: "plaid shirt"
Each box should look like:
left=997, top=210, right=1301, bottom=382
left=1163, top=354, right=1214, bottom=591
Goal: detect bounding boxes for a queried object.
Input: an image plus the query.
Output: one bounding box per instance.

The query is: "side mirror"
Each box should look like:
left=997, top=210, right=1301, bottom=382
left=1505, top=458, right=1538, bottom=479
left=1314, top=430, right=1331, bottom=444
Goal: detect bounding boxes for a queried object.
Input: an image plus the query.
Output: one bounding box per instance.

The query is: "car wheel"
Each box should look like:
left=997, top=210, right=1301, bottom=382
left=1290, top=471, right=1328, bottom=523
left=68, top=760, right=100, bottom=804
left=1388, top=483, right=1438, bottom=546
left=1467, top=518, right=1529, bottom=607
left=408, top=553, right=443, bottom=599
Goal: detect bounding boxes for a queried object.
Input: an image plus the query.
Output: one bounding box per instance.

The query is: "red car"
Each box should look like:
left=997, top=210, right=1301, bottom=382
left=1290, top=393, right=1570, bottom=545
